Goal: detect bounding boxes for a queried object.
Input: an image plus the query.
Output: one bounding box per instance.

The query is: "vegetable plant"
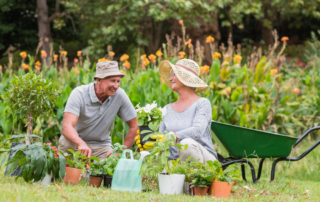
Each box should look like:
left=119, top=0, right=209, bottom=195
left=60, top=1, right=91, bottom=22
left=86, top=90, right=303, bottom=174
left=189, top=161, right=215, bottom=188
left=207, top=160, right=241, bottom=183
left=64, top=149, right=87, bottom=169
left=88, top=157, right=104, bottom=177
left=1, top=134, right=66, bottom=182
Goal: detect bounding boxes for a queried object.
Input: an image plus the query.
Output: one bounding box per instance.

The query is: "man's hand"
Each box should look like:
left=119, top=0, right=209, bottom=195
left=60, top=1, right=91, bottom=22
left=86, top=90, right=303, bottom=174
left=78, top=143, right=92, bottom=158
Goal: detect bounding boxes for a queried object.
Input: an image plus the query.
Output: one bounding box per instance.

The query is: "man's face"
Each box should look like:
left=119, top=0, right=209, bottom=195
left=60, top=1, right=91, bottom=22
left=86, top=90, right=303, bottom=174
left=98, top=76, right=122, bottom=97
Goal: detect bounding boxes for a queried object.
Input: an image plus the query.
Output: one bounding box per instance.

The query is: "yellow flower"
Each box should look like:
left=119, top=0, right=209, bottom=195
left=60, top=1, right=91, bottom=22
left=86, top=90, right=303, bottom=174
left=109, top=51, right=115, bottom=58
left=35, top=61, right=41, bottom=66
left=53, top=54, right=58, bottom=62
left=179, top=20, right=183, bottom=25
left=156, top=50, right=163, bottom=57
left=234, top=54, right=242, bottom=64
left=206, top=36, right=214, bottom=43
left=281, top=37, right=289, bottom=42
left=20, top=52, right=27, bottom=59
left=213, top=52, right=221, bottom=59
left=123, top=61, right=131, bottom=69
left=270, top=69, right=278, bottom=76
left=120, top=70, right=126, bottom=75
left=77, top=51, right=82, bottom=57
left=61, top=51, right=67, bottom=56
left=98, top=58, right=106, bottom=62
left=143, top=58, right=150, bottom=67
left=41, top=50, right=47, bottom=58
left=148, top=54, right=156, bottom=64
left=120, top=54, right=129, bottom=62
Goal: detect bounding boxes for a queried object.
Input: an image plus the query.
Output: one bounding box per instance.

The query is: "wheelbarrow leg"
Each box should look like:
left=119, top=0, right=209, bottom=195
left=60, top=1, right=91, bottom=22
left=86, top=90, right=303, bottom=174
left=222, top=159, right=257, bottom=183
left=256, top=158, right=265, bottom=181
left=241, top=164, right=247, bottom=181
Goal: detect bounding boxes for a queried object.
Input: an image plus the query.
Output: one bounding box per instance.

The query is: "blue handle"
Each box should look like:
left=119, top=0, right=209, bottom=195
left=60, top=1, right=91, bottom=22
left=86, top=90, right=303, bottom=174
left=121, top=150, right=133, bottom=160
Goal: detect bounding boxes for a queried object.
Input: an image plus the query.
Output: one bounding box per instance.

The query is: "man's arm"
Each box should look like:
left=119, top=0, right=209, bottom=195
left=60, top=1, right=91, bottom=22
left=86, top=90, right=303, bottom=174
left=123, top=117, right=139, bottom=149
left=61, top=112, right=92, bottom=158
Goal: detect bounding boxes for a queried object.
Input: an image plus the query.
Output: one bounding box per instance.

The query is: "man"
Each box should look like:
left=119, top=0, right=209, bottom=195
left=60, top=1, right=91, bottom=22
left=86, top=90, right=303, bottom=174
left=58, top=61, right=138, bottom=159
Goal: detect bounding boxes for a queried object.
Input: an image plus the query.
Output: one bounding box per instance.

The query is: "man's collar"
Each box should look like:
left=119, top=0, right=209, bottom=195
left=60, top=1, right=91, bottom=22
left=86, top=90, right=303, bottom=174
left=90, top=83, right=111, bottom=103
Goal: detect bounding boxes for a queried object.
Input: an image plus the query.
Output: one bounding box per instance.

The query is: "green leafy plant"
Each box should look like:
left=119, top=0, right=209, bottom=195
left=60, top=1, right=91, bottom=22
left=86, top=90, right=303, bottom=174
left=64, top=149, right=87, bottom=169
left=207, top=160, right=241, bottom=184
left=88, top=157, right=104, bottom=177
left=189, top=161, right=215, bottom=188
left=101, top=155, right=119, bottom=177
left=3, top=71, right=59, bottom=144
left=1, top=134, right=66, bottom=182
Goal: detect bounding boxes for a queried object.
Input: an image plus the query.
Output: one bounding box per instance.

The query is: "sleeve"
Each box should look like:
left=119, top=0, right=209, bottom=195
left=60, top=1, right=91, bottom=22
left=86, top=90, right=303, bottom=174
left=159, top=122, right=166, bottom=133
left=117, top=90, right=137, bottom=122
left=176, top=99, right=212, bottom=140
left=64, top=88, right=82, bottom=117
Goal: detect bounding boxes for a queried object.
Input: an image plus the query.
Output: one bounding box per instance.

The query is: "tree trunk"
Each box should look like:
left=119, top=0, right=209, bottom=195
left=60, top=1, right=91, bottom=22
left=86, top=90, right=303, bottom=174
left=143, top=18, right=163, bottom=55
left=37, top=0, right=51, bottom=64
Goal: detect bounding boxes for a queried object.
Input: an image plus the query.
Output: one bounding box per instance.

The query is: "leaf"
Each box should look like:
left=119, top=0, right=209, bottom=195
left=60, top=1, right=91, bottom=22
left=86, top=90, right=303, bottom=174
left=160, top=153, right=167, bottom=164
left=302, top=190, right=309, bottom=195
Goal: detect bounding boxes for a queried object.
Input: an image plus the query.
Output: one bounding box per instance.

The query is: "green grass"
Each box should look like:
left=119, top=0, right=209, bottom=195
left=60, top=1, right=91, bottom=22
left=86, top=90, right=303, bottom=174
left=1, top=139, right=320, bottom=201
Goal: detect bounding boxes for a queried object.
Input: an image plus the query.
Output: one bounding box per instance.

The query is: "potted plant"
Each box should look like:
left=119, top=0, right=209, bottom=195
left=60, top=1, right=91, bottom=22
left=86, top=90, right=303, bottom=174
left=63, top=149, right=87, bottom=185
left=135, top=101, right=166, bottom=148
left=1, top=135, right=66, bottom=185
left=88, top=157, right=104, bottom=188
left=140, top=127, right=188, bottom=195
left=189, top=161, right=215, bottom=196
left=101, top=143, right=126, bottom=188
left=207, top=160, right=241, bottom=198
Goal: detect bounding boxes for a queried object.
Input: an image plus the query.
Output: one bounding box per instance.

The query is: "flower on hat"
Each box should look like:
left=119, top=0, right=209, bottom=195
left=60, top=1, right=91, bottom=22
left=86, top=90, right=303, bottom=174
left=120, top=54, right=129, bottom=62
left=148, top=54, right=156, bottom=64
left=77, top=51, right=82, bottom=57
left=20, top=52, right=27, bottom=60
left=123, top=61, right=131, bottom=69
left=156, top=50, right=163, bottom=57
left=41, top=50, right=47, bottom=58
left=53, top=54, right=58, bottom=62
left=213, top=52, right=221, bottom=59
left=206, top=36, right=214, bottom=43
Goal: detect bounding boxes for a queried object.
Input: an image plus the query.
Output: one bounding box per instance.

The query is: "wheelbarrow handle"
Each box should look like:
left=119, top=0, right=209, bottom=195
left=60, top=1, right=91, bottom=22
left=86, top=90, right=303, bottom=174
left=294, top=126, right=320, bottom=147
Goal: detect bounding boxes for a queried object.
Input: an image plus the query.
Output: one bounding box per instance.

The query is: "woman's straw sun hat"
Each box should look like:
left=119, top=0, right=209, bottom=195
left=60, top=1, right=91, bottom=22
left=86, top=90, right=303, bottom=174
left=159, top=59, right=208, bottom=93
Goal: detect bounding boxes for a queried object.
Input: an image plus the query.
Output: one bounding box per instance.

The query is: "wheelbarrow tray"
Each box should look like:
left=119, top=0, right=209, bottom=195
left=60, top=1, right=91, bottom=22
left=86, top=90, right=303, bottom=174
left=211, top=121, right=298, bottom=158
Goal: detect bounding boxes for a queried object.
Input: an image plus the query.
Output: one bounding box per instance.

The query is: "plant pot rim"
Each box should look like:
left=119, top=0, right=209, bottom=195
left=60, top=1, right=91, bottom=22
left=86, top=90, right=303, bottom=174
left=90, top=175, right=103, bottom=179
left=158, top=173, right=185, bottom=176
left=66, top=167, right=82, bottom=171
left=213, top=180, right=234, bottom=185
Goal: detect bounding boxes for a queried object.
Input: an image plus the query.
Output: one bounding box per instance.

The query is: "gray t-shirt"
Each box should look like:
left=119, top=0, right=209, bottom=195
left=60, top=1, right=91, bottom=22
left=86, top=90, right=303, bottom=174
left=159, top=98, right=217, bottom=159
left=64, top=83, right=137, bottom=146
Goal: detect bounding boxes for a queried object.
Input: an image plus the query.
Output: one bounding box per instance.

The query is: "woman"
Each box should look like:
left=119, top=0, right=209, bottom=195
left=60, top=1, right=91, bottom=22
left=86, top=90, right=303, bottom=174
left=159, top=59, right=217, bottom=164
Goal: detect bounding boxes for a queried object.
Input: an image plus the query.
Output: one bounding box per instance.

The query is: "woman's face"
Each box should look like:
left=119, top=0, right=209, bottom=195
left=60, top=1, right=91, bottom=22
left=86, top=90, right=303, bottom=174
left=169, top=69, right=184, bottom=91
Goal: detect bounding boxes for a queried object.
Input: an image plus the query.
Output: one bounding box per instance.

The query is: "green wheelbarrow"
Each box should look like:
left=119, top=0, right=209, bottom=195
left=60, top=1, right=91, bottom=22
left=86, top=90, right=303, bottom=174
left=211, top=121, right=320, bottom=183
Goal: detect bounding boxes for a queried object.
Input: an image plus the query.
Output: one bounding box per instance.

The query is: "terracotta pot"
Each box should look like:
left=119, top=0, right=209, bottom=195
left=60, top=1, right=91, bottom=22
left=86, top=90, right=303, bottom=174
left=62, top=167, right=82, bottom=185
left=194, top=186, right=209, bottom=196
left=208, top=180, right=233, bottom=198
left=89, top=175, right=103, bottom=188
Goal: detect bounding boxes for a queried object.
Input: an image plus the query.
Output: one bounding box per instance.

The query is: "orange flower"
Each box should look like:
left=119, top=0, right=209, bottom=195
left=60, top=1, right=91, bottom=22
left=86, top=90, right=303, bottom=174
left=156, top=50, right=163, bottom=57
left=0, top=65, right=2, bottom=70
left=35, top=65, right=40, bottom=71
left=270, top=69, right=278, bottom=76
left=141, top=54, right=147, bottom=60
left=109, top=51, right=115, bottom=58
left=74, top=67, right=80, bottom=74
left=77, top=51, right=82, bottom=57
left=61, top=51, right=67, bottom=56
left=206, top=36, right=214, bottom=43
left=293, top=88, right=300, bottom=95
left=213, top=52, right=221, bottom=59
left=178, top=51, right=186, bottom=59
left=21, top=63, right=30, bottom=70
left=179, top=20, right=183, bottom=25
left=123, top=61, right=131, bottom=69
left=119, top=70, right=126, bottom=75
left=35, top=61, right=41, bottom=66
left=20, top=52, right=27, bottom=59
left=234, top=54, right=242, bottom=64
left=161, top=77, right=164, bottom=83
left=148, top=54, right=156, bottom=64
left=200, top=65, right=210, bottom=75
left=74, top=58, right=79, bottom=63
left=98, top=58, right=106, bottom=62
left=281, top=37, right=289, bottom=42
left=143, top=58, right=150, bottom=67
left=185, top=39, right=192, bottom=48
left=120, top=54, right=129, bottom=62
left=41, top=50, right=47, bottom=58
left=53, top=54, right=58, bottom=62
